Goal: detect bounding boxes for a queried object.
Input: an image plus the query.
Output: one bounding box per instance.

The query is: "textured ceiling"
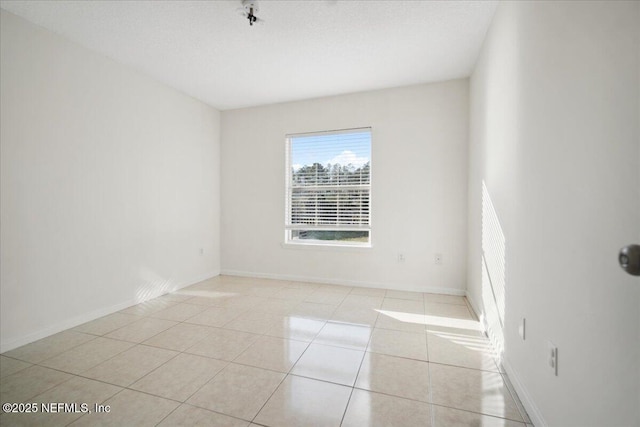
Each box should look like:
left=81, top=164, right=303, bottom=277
left=0, top=1, right=498, bottom=110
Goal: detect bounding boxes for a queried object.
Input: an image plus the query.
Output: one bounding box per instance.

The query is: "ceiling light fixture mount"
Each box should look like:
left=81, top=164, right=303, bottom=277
left=240, top=0, right=262, bottom=26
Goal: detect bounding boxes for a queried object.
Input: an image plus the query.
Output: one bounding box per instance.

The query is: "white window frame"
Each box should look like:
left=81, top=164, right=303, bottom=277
left=284, top=127, right=372, bottom=248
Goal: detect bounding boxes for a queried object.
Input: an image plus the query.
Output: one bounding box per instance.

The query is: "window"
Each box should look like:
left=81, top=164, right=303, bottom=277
left=285, top=128, right=371, bottom=246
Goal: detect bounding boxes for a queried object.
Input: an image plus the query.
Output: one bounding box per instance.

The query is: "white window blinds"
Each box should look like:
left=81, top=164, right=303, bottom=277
left=285, top=128, right=371, bottom=245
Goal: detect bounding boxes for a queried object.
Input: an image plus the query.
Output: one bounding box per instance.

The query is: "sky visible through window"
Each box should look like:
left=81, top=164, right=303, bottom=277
left=291, top=131, right=371, bottom=171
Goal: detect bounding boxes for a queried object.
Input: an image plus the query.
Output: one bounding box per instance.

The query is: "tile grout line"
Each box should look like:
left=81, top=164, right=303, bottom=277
left=152, top=404, right=181, bottom=427
left=9, top=296, right=241, bottom=422
left=428, top=401, right=528, bottom=424
left=338, top=382, right=526, bottom=424
left=500, top=370, right=532, bottom=424
left=6, top=313, right=500, bottom=394
left=64, top=305, right=269, bottom=426
left=32, top=342, right=523, bottom=426
left=3, top=278, right=528, bottom=426
left=233, top=299, right=328, bottom=425
left=338, top=318, right=375, bottom=427
left=248, top=370, right=289, bottom=425
left=424, top=296, right=437, bottom=427
left=63, top=387, right=125, bottom=426
left=3, top=331, right=101, bottom=367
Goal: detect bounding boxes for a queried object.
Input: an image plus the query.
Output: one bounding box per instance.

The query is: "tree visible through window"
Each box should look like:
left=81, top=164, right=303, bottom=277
left=285, top=128, right=371, bottom=246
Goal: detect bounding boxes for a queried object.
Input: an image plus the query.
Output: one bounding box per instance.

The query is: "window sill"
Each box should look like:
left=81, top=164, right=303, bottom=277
left=281, top=241, right=373, bottom=252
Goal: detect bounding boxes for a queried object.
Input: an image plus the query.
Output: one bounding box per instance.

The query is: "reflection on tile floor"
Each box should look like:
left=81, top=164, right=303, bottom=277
left=0, top=275, right=532, bottom=426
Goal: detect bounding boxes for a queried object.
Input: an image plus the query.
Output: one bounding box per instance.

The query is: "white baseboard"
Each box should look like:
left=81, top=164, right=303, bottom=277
left=175, top=270, right=221, bottom=293
left=0, top=270, right=219, bottom=353
left=464, top=290, right=482, bottom=321
left=0, top=299, right=136, bottom=354
left=502, top=357, right=546, bottom=427
left=466, top=290, right=544, bottom=427
left=220, top=269, right=466, bottom=296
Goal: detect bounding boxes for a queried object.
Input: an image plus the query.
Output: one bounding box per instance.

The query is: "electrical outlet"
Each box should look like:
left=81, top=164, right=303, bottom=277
left=519, top=318, right=526, bottom=340
left=397, top=253, right=405, bottom=262
left=434, top=253, right=443, bottom=265
left=548, top=341, right=558, bottom=376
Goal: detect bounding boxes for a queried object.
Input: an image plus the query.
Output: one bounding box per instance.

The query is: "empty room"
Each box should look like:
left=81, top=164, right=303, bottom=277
left=0, top=1, right=638, bottom=426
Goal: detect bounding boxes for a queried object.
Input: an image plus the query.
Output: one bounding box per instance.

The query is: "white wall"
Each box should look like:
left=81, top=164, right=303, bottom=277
left=468, top=1, right=640, bottom=426
left=221, top=81, right=468, bottom=293
left=0, top=10, right=221, bottom=352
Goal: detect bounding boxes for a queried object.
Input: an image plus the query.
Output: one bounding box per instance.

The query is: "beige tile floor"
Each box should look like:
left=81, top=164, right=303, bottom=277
left=0, top=275, right=533, bottom=426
